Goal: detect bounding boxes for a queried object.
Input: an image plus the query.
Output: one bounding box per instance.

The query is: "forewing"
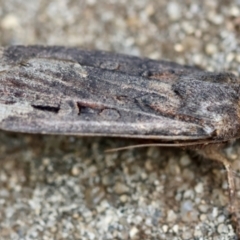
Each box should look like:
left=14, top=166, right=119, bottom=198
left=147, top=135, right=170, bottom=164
left=0, top=46, right=214, bottom=141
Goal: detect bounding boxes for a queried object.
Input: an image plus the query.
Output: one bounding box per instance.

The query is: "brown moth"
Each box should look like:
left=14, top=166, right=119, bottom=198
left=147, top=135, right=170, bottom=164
left=0, top=45, right=240, bottom=235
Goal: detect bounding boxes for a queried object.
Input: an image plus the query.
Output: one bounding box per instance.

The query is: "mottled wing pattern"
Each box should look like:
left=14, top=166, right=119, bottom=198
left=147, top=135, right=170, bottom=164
left=0, top=46, right=239, bottom=142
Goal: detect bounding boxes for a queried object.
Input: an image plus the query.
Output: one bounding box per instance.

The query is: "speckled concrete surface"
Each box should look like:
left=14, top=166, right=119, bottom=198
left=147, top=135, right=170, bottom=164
left=0, top=1, right=240, bottom=239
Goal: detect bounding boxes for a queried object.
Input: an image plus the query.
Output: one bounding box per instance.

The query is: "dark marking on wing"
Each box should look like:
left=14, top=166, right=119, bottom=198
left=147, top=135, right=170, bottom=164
left=31, top=105, right=60, bottom=113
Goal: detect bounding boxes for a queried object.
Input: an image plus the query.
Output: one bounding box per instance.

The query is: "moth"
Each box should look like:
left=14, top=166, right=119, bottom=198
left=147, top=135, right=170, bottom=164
left=0, top=45, right=240, bottom=235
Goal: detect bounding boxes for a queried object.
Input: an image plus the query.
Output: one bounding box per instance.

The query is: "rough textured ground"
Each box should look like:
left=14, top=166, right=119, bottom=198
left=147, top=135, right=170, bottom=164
left=0, top=1, right=240, bottom=239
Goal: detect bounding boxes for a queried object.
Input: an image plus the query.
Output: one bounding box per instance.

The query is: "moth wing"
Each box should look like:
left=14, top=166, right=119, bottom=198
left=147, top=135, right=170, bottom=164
left=0, top=48, right=215, bottom=142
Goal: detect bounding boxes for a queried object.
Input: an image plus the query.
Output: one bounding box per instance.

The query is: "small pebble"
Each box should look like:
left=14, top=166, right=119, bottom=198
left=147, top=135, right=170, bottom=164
left=229, top=6, right=240, bottom=17
left=120, top=194, right=128, bottom=203
left=167, top=210, right=177, bottom=222
left=180, top=155, right=191, bottom=167
left=174, top=43, right=184, bottom=52
left=195, top=183, right=203, bottom=194
left=226, top=52, right=235, bottom=63
left=200, top=214, right=207, bottom=221
left=183, top=189, right=194, bottom=199
left=167, top=2, right=182, bottom=21
left=212, top=207, right=218, bottom=218
left=205, top=43, right=218, bottom=55
left=172, top=225, right=179, bottom=233
left=114, top=182, right=129, bottom=194
left=1, top=14, right=19, bottom=29
left=71, top=165, right=80, bottom=176
left=129, top=227, right=139, bottom=239
left=198, top=204, right=208, bottom=213
left=217, top=223, right=228, bottom=234
left=162, top=225, right=168, bottom=233
left=217, top=215, right=225, bottom=223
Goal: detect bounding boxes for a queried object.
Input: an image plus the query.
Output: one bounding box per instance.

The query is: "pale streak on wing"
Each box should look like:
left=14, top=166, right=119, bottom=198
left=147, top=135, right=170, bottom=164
left=0, top=102, right=32, bottom=122
left=0, top=101, right=214, bottom=140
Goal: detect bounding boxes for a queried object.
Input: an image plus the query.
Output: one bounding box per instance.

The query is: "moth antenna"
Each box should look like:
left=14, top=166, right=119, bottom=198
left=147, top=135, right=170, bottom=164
left=105, top=141, right=218, bottom=153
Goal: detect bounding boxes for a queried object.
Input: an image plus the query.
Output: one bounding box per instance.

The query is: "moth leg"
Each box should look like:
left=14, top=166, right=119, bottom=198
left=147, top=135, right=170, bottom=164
left=197, top=145, right=240, bottom=236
